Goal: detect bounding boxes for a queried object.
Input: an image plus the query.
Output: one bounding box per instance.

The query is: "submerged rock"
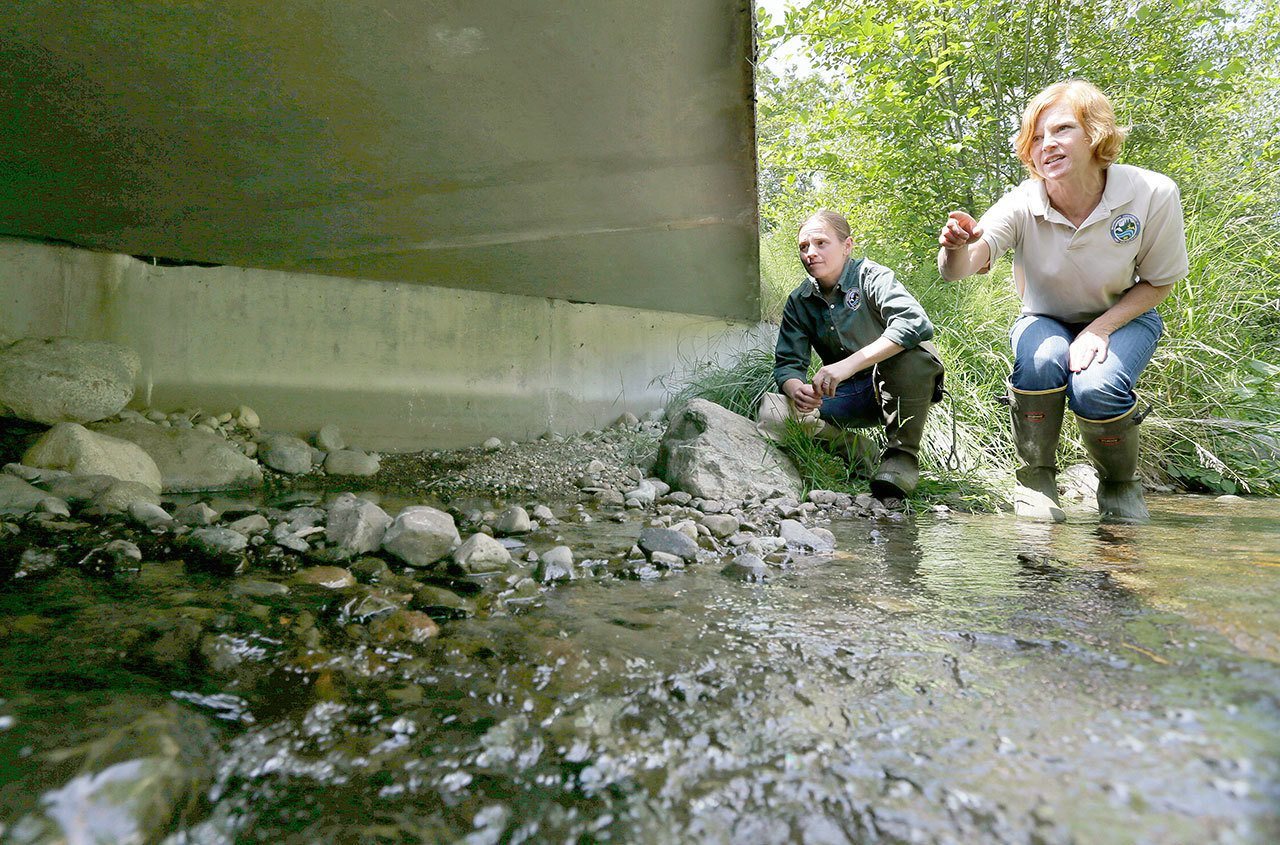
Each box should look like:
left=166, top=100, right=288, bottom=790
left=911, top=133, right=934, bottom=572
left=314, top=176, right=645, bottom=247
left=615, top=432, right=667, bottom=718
left=4, top=705, right=214, bottom=845
left=721, top=553, right=769, bottom=582
left=0, top=337, right=139, bottom=425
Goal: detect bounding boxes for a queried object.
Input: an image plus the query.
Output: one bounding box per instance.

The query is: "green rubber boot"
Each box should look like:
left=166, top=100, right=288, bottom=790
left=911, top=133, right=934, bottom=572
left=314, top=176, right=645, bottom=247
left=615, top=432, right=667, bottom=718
left=1076, top=406, right=1150, bottom=525
left=869, top=399, right=931, bottom=502
left=1008, top=384, right=1067, bottom=523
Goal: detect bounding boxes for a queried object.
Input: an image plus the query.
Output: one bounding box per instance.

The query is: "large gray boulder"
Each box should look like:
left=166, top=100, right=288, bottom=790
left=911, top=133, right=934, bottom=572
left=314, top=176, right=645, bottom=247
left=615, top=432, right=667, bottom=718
left=23, top=422, right=163, bottom=493
left=382, top=506, right=461, bottom=567
left=0, top=337, right=140, bottom=424
left=326, top=493, right=392, bottom=555
left=656, top=399, right=802, bottom=501
left=92, top=421, right=263, bottom=492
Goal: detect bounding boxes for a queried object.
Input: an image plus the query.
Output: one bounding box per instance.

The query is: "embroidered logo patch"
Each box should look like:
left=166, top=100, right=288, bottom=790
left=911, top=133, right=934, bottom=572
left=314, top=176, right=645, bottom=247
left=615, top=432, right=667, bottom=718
left=1110, top=213, right=1141, bottom=243
left=844, top=289, right=862, bottom=311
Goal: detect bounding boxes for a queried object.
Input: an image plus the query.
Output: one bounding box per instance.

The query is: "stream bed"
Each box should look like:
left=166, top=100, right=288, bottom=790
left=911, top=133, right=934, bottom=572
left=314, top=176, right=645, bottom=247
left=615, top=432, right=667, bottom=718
left=2, top=494, right=1278, bottom=844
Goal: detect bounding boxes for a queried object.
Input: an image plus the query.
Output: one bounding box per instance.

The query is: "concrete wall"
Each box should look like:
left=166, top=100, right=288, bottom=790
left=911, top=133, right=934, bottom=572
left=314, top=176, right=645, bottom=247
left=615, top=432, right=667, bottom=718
left=0, top=1, right=760, bottom=321
left=1, top=237, right=763, bottom=450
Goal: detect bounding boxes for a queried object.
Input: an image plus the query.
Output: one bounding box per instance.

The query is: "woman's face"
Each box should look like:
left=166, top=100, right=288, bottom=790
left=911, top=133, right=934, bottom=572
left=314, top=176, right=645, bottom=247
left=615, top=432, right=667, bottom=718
left=1031, top=103, right=1096, bottom=181
left=797, top=222, right=852, bottom=286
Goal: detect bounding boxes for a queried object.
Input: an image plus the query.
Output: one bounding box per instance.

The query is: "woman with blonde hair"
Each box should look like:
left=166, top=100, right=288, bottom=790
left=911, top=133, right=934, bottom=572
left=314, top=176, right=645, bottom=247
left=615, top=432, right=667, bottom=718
left=938, top=80, right=1188, bottom=523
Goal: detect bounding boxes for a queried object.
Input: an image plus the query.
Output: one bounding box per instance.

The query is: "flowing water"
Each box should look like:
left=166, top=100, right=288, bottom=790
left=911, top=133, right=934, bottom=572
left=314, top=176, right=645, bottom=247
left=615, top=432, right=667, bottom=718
left=1, top=495, right=1278, bottom=844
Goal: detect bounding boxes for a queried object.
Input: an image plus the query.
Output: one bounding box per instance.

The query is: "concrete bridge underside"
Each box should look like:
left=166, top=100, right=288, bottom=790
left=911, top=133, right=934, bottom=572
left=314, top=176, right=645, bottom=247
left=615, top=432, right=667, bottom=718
left=0, top=1, right=761, bottom=448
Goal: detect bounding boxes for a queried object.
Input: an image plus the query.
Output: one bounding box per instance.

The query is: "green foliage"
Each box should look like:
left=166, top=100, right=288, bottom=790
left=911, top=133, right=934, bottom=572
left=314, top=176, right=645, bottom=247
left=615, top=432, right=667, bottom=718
left=728, top=0, right=1280, bottom=499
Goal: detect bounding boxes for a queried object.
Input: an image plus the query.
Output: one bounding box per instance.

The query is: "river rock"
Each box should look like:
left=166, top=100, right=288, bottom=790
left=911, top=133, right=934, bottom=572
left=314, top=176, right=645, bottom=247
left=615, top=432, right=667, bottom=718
left=382, top=506, right=460, bottom=567
left=129, top=501, right=174, bottom=528
left=315, top=423, right=346, bottom=452
left=531, top=504, right=557, bottom=524
left=655, top=399, right=802, bottom=501
left=23, top=423, right=163, bottom=493
left=482, top=436, right=503, bottom=452
left=0, top=337, right=140, bottom=425
left=453, top=533, right=514, bottom=574
left=493, top=506, right=531, bottom=535
left=637, top=526, right=699, bottom=562
left=226, top=513, right=270, bottom=536
left=30, top=472, right=108, bottom=503
left=326, top=493, right=392, bottom=556
left=234, top=405, right=259, bottom=429
left=91, top=421, right=263, bottom=492
left=701, top=514, right=740, bottom=538
left=89, top=480, right=162, bottom=514
left=294, top=566, right=356, bottom=589
left=535, top=546, right=575, bottom=582
left=259, top=434, right=313, bottom=475
left=369, top=609, right=439, bottom=645
left=324, top=449, right=380, bottom=476
left=4, top=705, right=214, bottom=845
left=778, top=519, right=835, bottom=551
left=410, top=584, right=475, bottom=619
left=649, top=550, right=685, bottom=569
left=0, top=474, right=62, bottom=516
left=174, top=502, right=220, bottom=526
left=182, top=527, right=249, bottom=573
left=721, top=553, right=769, bottom=582
left=623, top=480, right=658, bottom=507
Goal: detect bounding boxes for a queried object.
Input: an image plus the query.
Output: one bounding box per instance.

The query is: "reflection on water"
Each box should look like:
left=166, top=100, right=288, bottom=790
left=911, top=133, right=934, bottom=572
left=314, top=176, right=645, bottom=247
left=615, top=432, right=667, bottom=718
left=1, top=496, right=1278, bottom=843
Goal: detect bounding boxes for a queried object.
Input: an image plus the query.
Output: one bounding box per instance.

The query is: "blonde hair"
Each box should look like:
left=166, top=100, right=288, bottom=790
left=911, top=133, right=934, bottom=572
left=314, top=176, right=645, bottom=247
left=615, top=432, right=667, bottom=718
left=1013, top=80, right=1129, bottom=178
left=797, top=209, right=851, bottom=241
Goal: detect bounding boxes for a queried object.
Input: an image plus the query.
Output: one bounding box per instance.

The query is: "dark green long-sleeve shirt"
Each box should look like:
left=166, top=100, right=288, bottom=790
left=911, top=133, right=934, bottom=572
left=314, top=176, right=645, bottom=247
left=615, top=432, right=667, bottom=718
left=773, top=257, right=936, bottom=389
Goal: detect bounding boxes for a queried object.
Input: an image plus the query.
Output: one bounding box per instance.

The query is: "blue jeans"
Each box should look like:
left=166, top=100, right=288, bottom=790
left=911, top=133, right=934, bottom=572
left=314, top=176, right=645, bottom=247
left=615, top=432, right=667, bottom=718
left=818, top=372, right=881, bottom=429
left=1010, top=309, right=1163, bottom=420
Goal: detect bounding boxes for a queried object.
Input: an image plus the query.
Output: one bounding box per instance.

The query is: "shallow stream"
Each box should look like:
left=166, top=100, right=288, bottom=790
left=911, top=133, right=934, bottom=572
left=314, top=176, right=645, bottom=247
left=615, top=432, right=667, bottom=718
left=2, top=494, right=1278, bottom=843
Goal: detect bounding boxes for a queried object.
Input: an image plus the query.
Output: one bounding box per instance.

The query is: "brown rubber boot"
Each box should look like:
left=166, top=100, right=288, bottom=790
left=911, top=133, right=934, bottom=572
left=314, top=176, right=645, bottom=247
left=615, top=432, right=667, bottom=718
left=869, top=398, right=931, bottom=502
left=1076, top=406, right=1150, bottom=524
left=1008, top=384, right=1067, bottom=523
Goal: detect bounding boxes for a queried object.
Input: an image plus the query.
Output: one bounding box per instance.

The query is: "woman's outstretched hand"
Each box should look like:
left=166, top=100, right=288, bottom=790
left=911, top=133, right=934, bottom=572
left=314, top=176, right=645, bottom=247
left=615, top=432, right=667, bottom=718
left=939, top=210, right=983, bottom=250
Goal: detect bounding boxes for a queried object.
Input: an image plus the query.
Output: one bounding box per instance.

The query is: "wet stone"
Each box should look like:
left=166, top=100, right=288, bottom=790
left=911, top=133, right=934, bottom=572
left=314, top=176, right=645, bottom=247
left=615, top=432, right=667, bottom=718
left=535, top=546, right=575, bottom=583
left=701, top=514, right=740, bottom=538
left=494, top=506, right=531, bottom=535
left=369, top=609, right=440, bottom=645
left=182, top=527, right=249, bottom=573
left=410, top=585, right=475, bottom=619
left=649, top=550, right=685, bottom=570
left=225, top=514, right=270, bottom=536
left=779, top=519, right=836, bottom=551
left=453, top=533, right=514, bottom=575
left=637, top=526, right=699, bottom=562
left=381, top=506, right=460, bottom=567
left=230, top=579, right=289, bottom=598
left=721, top=555, right=768, bottom=581
left=174, top=502, right=219, bottom=526
left=294, top=566, right=357, bottom=589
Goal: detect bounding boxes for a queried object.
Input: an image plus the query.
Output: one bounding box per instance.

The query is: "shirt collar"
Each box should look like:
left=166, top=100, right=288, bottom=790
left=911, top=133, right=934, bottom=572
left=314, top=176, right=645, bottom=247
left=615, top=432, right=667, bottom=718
left=803, top=257, right=863, bottom=299
left=1030, top=165, right=1137, bottom=226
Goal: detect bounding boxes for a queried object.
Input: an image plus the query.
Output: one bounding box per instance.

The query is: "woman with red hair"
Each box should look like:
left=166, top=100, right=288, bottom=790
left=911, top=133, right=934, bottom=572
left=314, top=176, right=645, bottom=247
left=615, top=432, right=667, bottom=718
left=939, top=80, right=1188, bottom=524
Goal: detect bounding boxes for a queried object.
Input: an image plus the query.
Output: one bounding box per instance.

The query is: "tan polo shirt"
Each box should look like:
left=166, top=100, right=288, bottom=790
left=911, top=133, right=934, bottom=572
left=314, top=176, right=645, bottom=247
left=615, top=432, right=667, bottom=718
left=978, top=163, right=1189, bottom=323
